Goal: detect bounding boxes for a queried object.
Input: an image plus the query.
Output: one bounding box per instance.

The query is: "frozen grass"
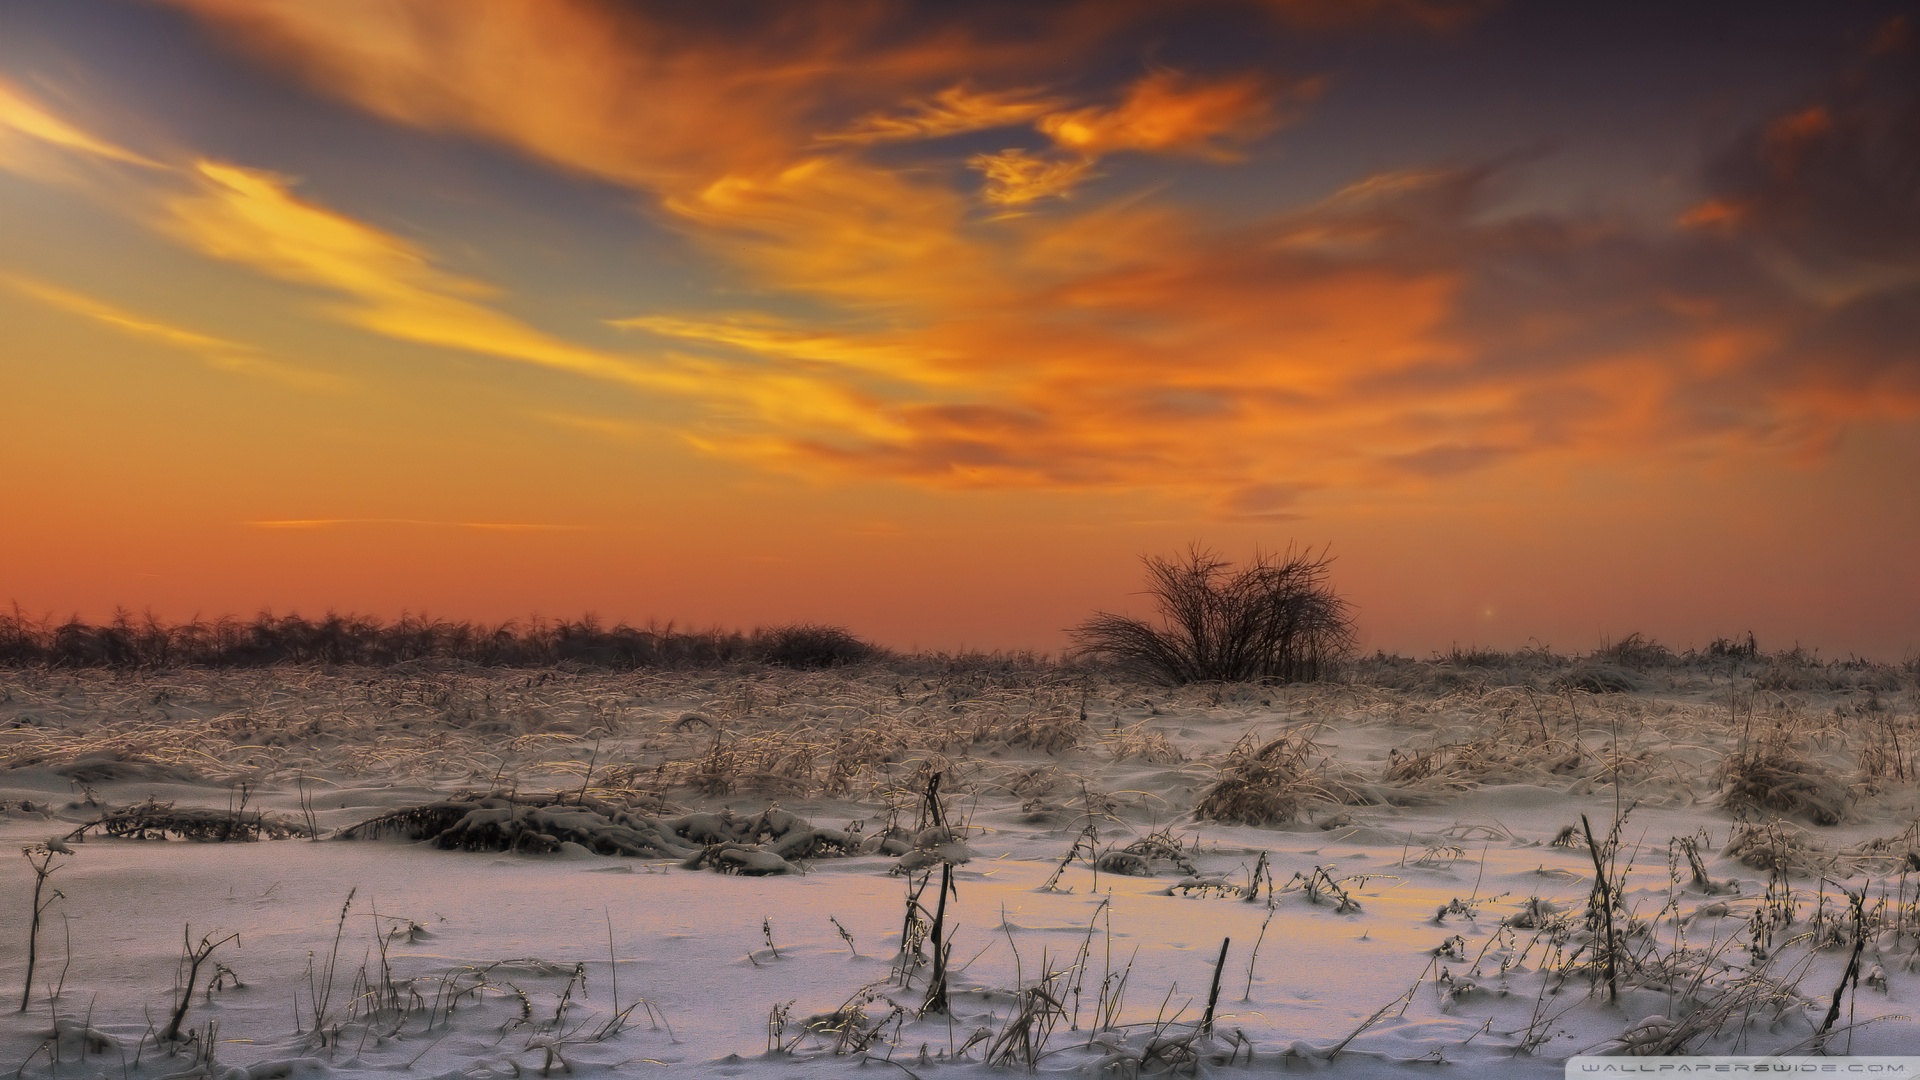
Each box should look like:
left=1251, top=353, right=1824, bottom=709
left=2, top=662, right=1908, bottom=815
left=1720, top=743, right=1853, bottom=826
left=339, top=795, right=860, bottom=873
left=0, top=665, right=1095, bottom=799
left=1193, top=729, right=1376, bottom=825
left=1347, top=639, right=1917, bottom=698
left=5, top=659, right=1920, bottom=1076
left=82, top=798, right=314, bottom=842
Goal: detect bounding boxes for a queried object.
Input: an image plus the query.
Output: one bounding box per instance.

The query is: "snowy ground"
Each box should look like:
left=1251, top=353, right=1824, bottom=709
left=2, top=660, right=1918, bottom=1078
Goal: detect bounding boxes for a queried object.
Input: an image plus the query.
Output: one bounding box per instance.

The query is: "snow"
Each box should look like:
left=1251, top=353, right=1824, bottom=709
left=2, top=663, right=1916, bottom=1077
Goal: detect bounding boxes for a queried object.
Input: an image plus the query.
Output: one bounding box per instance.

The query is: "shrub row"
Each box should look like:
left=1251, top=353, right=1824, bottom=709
left=0, top=609, right=876, bottom=671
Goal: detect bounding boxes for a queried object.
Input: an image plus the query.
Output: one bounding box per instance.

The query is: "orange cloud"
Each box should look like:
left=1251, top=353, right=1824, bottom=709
left=151, top=2, right=1319, bottom=301
left=142, top=0, right=1915, bottom=519
left=159, top=0, right=796, bottom=190
left=1763, top=105, right=1835, bottom=173
left=664, top=156, right=996, bottom=310
left=606, top=180, right=1485, bottom=494
left=1676, top=196, right=1751, bottom=230
left=158, top=1, right=1317, bottom=213
left=818, top=86, right=1058, bottom=145
left=957, top=69, right=1318, bottom=205
left=609, top=313, right=959, bottom=382
left=159, top=0, right=1116, bottom=194
left=968, top=149, right=1099, bottom=207
left=1039, top=70, right=1303, bottom=161
left=159, top=161, right=931, bottom=447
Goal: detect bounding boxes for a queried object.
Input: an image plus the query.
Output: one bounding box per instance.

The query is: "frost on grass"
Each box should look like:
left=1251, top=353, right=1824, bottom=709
left=340, top=795, right=857, bottom=873
left=1193, top=729, right=1376, bottom=825
left=85, top=798, right=314, bottom=842
left=4, top=655, right=1920, bottom=1076
left=1719, top=732, right=1853, bottom=826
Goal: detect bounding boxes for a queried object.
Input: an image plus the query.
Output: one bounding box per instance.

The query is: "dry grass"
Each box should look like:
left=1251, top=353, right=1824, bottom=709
left=1103, top=721, right=1186, bottom=764
left=4, top=653, right=1919, bottom=1067
left=1553, top=664, right=1647, bottom=694
left=1723, top=819, right=1835, bottom=875
left=1193, top=729, right=1375, bottom=825
left=1720, top=725, right=1852, bottom=826
left=1853, top=711, right=1919, bottom=790
left=1371, top=686, right=1687, bottom=797
left=0, top=665, right=1091, bottom=801
left=86, top=798, right=313, bottom=842
left=1841, top=821, right=1920, bottom=875
left=4, top=656, right=1892, bottom=834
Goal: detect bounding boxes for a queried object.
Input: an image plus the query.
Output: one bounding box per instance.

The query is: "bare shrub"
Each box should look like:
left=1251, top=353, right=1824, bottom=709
left=751, top=624, right=876, bottom=669
left=0, top=608, right=785, bottom=670
left=1070, top=545, right=1354, bottom=685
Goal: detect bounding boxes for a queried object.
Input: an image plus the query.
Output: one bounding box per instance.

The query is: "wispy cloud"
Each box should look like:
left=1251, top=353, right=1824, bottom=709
left=246, top=518, right=581, bottom=531
left=47, top=0, right=1917, bottom=518
left=161, top=162, right=940, bottom=446
left=968, top=150, right=1098, bottom=207
left=1038, top=70, right=1308, bottom=161
left=164, top=162, right=686, bottom=390
left=609, top=313, right=958, bottom=380
left=0, top=77, right=164, bottom=170
left=5, top=275, right=340, bottom=390
left=665, top=155, right=1010, bottom=315
left=817, top=86, right=1058, bottom=145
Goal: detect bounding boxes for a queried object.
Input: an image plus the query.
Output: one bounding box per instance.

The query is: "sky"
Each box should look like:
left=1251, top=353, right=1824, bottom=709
left=1, top=0, right=1916, bottom=659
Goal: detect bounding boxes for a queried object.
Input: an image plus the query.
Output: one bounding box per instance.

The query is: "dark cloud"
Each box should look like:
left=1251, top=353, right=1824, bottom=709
left=1702, top=24, right=1920, bottom=283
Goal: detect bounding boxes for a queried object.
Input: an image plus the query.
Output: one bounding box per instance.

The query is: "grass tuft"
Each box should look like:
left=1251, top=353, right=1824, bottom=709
left=1720, top=733, right=1851, bottom=826
left=1193, top=730, right=1372, bottom=826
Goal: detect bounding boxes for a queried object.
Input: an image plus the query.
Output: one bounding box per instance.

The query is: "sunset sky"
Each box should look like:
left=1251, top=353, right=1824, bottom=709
left=3, top=1, right=1916, bottom=658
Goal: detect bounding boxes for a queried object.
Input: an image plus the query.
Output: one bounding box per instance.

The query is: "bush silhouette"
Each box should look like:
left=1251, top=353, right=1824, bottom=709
left=752, top=623, right=876, bottom=668
left=1070, top=545, right=1353, bottom=684
left=0, top=607, right=754, bottom=669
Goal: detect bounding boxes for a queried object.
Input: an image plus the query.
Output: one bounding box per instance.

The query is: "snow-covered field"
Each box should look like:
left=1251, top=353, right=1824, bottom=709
left=3, top=659, right=1917, bottom=1078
